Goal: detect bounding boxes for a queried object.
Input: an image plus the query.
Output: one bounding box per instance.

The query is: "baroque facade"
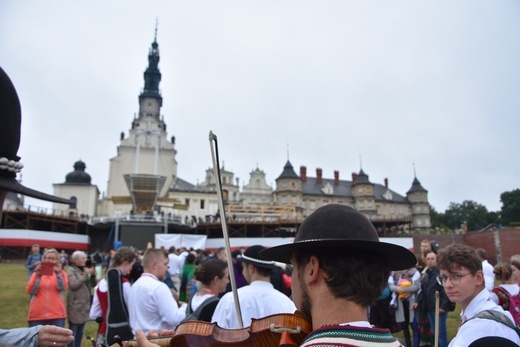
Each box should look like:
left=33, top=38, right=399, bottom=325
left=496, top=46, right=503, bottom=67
left=49, top=35, right=430, bottom=232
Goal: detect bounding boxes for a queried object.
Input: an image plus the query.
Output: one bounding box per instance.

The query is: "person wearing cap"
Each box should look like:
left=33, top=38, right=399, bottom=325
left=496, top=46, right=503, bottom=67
left=260, top=204, right=417, bottom=347
left=0, top=66, right=74, bottom=347
left=210, top=245, right=297, bottom=329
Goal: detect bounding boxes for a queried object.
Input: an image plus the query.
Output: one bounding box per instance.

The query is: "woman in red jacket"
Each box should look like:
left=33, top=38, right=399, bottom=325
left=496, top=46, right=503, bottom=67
left=26, top=248, right=69, bottom=327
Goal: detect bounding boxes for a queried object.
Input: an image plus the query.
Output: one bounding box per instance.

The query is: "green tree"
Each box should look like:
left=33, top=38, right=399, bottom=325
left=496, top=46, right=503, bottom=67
left=443, top=200, right=493, bottom=231
left=430, top=205, right=450, bottom=231
left=500, top=189, right=520, bottom=225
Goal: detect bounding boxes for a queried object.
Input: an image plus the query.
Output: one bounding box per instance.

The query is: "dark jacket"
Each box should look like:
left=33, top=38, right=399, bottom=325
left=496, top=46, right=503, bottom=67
left=417, top=267, right=451, bottom=312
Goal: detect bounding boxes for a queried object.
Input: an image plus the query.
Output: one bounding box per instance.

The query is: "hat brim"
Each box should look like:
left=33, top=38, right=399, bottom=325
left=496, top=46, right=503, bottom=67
left=237, top=255, right=276, bottom=269
left=0, top=178, right=72, bottom=204
left=260, top=239, right=417, bottom=271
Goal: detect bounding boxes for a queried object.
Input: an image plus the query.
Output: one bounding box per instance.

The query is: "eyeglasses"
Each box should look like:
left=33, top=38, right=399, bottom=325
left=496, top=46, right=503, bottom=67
left=436, top=273, right=471, bottom=286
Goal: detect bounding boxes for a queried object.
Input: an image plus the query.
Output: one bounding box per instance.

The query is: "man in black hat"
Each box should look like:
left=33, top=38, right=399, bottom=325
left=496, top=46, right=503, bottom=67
left=0, top=66, right=74, bottom=347
left=210, top=244, right=297, bottom=329
left=260, top=204, right=417, bottom=347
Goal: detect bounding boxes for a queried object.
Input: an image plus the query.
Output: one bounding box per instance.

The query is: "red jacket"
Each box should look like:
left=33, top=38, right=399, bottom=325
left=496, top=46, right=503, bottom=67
left=26, top=270, right=68, bottom=321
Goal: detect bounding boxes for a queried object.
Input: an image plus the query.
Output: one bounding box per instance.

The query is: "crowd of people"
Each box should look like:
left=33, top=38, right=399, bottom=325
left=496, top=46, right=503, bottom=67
left=18, top=242, right=296, bottom=346
left=1, top=65, right=519, bottom=347
left=5, top=210, right=520, bottom=347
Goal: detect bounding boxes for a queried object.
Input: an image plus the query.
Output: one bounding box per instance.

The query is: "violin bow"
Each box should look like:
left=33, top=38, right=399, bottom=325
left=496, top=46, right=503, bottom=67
left=209, top=131, right=244, bottom=328
left=434, top=291, right=439, bottom=347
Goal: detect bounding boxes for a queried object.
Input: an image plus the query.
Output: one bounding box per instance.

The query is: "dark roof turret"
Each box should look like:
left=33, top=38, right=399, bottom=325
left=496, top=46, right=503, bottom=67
left=407, top=177, right=427, bottom=194
left=276, top=160, right=300, bottom=180
left=351, top=169, right=372, bottom=186
left=65, top=160, right=91, bottom=185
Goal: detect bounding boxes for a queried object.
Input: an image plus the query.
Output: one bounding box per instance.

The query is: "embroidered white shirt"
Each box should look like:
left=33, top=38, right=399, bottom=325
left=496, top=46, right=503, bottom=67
left=211, top=280, right=296, bottom=329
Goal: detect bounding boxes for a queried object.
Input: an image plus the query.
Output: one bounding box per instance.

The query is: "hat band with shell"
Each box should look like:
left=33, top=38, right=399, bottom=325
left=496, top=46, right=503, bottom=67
left=238, top=253, right=276, bottom=266
left=0, top=157, right=24, bottom=174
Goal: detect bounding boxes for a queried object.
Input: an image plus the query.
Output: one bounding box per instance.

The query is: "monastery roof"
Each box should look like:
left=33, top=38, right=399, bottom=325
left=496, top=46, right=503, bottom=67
left=302, top=177, right=409, bottom=203
left=170, top=177, right=215, bottom=194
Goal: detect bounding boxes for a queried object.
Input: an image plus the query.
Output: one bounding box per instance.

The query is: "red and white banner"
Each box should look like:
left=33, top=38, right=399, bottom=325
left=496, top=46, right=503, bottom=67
left=0, top=229, right=90, bottom=250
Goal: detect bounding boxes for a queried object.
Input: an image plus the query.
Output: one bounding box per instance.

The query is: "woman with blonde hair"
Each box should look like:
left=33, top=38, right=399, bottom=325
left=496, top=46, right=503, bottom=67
left=26, top=248, right=69, bottom=327
left=89, top=247, right=136, bottom=346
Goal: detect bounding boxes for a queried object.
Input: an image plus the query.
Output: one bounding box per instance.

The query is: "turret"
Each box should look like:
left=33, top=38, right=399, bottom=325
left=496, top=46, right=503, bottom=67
left=406, top=177, right=431, bottom=231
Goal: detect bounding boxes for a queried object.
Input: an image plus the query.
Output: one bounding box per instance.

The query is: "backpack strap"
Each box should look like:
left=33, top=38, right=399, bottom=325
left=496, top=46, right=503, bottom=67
left=181, top=295, right=220, bottom=323
left=463, top=309, right=520, bottom=337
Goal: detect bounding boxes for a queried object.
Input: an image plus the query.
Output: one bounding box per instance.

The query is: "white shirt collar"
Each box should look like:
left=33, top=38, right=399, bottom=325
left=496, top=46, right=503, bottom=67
left=461, top=288, right=490, bottom=321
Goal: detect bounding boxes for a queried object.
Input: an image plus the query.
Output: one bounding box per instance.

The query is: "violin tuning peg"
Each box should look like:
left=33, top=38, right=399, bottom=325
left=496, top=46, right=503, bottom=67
left=279, top=331, right=298, bottom=347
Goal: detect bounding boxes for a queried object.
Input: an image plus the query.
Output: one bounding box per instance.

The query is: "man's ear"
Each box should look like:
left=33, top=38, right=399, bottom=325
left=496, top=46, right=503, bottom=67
left=307, top=255, right=321, bottom=286
left=475, top=270, right=485, bottom=286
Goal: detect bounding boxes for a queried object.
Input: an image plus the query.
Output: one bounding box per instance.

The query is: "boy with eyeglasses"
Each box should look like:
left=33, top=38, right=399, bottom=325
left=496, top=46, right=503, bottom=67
left=437, top=244, right=520, bottom=346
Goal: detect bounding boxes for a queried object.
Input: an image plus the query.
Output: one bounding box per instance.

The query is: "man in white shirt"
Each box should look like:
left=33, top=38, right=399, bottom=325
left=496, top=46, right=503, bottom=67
left=211, top=245, right=296, bottom=329
left=437, top=244, right=519, bottom=346
left=475, top=248, right=495, bottom=292
left=129, top=248, right=187, bottom=334
left=167, top=246, right=188, bottom=292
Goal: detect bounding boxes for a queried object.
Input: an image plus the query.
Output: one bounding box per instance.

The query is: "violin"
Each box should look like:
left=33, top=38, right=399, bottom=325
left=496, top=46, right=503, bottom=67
left=110, top=312, right=311, bottom=347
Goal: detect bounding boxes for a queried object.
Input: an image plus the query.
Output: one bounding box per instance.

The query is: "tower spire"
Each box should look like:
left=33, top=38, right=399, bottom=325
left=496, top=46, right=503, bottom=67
left=154, top=18, right=158, bottom=42
left=139, top=24, right=163, bottom=107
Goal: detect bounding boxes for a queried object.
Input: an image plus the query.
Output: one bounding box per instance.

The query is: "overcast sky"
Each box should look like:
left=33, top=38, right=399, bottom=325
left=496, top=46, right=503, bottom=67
left=2, top=1, right=519, bottom=214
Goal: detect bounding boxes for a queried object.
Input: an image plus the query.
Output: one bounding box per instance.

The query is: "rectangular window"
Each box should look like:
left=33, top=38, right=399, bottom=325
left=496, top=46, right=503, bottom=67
left=292, top=196, right=297, bottom=204
left=185, top=199, right=190, bottom=206
left=310, top=201, right=316, bottom=210
left=282, top=196, right=287, bottom=204
left=200, top=199, right=205, bottom=209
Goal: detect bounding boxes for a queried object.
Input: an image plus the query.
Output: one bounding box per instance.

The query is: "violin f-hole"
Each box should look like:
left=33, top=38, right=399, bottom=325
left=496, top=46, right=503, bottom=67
left=269, top=323, right=302, bottom=335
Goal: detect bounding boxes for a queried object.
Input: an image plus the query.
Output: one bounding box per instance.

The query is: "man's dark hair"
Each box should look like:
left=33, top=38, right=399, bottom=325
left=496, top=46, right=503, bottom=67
left=293, top=248, right=389, bottom=306
left=475, top=248, right=487, bottom=261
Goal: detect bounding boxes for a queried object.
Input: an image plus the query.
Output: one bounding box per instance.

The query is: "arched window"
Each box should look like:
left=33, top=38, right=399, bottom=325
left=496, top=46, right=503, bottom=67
left=69, top=196, right=77, bottom=209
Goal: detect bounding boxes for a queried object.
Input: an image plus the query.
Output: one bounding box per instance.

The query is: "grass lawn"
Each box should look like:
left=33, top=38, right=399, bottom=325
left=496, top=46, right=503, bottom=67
left=0, top=263, right=99, bottom=347
left=393, top=306, right=461, bottom=345
left=1, top=262, right=462, bottom=346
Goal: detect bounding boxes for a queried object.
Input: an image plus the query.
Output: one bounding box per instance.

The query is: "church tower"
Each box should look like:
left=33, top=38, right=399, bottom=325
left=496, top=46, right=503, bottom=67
left=101, top=30, right=177, bottom=216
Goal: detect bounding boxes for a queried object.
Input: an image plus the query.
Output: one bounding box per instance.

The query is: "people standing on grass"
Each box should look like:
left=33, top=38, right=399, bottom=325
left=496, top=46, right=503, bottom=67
left=26, top=248, right=69, bottom=328
left=183, top=258, right=229, bottom=322
left=90, top=246, right=136, bottom=346
left=413, top=251, right=450, bottom=347
left=490, top=261, right=520, bottom=308
left=179, top=252, right=197, bottom=302
left=59, top=250, right=69, bottom=269
left=129, top=248, right=187, bottom=333
left=65, top=251, right=95, bottom=347
left=475, top=248, right=495, bottom=292
left=389, top=267, right=421, bottom=347
left=25, top=244, right=43, bottom=279
left=211, top=245, right=296, bottom=329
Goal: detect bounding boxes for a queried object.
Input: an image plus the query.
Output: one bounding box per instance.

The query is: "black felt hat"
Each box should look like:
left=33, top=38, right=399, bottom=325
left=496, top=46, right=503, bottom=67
left=0, top=66, right=71, bottom=204
left=237, top=245, right=276, bottom=269
left=260, top=204, right=416, bottom=271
